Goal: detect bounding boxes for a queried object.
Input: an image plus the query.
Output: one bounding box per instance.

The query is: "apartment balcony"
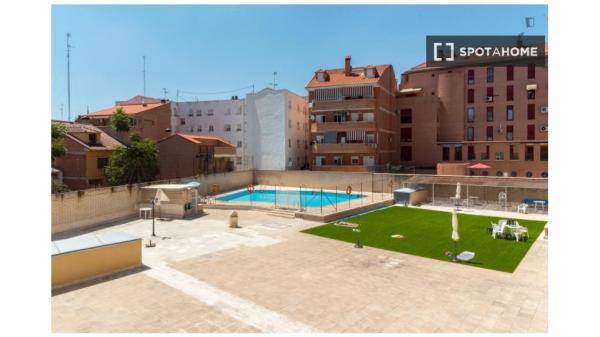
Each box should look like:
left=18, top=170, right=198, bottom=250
left=311, top=98, right=376, bottom=112
left=312, top=142, right=377, bottom=154
left=214, top=146, right=236, bottom=158
left=311, top=121, right=376, bottom=133
left=313, top=165, right=371, bottom=172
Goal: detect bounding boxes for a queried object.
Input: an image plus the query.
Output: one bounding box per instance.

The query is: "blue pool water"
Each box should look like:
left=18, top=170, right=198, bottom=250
left=217, top=189, right=366, bottom=208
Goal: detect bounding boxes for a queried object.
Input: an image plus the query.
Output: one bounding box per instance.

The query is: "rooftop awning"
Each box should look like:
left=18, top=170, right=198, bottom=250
left=526, top=84, right=537, bottom=91
left=399, top=87, right=423, bottom=93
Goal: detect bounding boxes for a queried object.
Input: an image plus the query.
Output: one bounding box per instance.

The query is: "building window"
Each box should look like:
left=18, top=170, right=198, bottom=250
left=486, top=87, right=494, bottom=101
left=525, top=146, right=534, bottom=160
left=207, top=109, right=214, bottom=116
left=506, top=65, right=514, bottom=81
left=190, top=125, right=194, bottom=132
left=209, top=125, right=214, bottom=132
left=288, top=119, right=292, bottom=128
left=236, top=157, right=242, bottom=165
left=467, top=146, right=475, bottom=160
left=89, top=133, right=97, bottom=144
left=180, top=118, right=186, bottom=125
left=486, top=126, right=493, bottom=141
left=351, top=156, right=359, bottom=165
left=196, top=109, right=202, bottom=116
left=510, top=145, right=519, bottom=160
left=486, top=66, right=494, bottom=83
left=527, top=63, right=536, bottom=79
left=400, top=109, right=412, bottom=123
left=506, top=85, right=514, bottom=101
left=237, top=141, right=242, bottom=148
left=467, top=127, right=474, bottom=141
left=288, top=138, right=291, bottom=148
left=486, top=106, right=494, bottom=122
left=527, top=88, right=536, bottom=100
left=467, top=89, right=474, bottom=104
left=506, top=105, right=514, bottom=121
left=97, top=157, right=109, bottom=169
left=506, top=125, right=514, bottom=140
left=400, top=128, right=412, bottom=142
left=528, top=104, right=535, bottom=120
left=198, top=125, right=202, bottom=132
left=454, top=145, right=463, bottom=161
left=442, top=145, right=450, bottom=161
left=527, top=124, right=535, bottom=140
left=481, top=145, right=490, bottom=160
left=297, top=122, right=300, bottom=131
left=495, top=152, right=504, bottom=161
left=401, top=146, right=412, bottom=161
left=224, top=124, right=231, bottom=132
left=540, top=145, right=548, bottom=161
left=315, top=156, right=326, bottom=166
left=467, top=69, right=475, bottom=85
left=188, top=108, right=194, bottom=117
left=288, top=101, right=292, bottom=109
left=236, top=124, right=242, bottom=131
left=333, top=156, right=342, bottom=165
left=467, top=107, right=475, bottom=123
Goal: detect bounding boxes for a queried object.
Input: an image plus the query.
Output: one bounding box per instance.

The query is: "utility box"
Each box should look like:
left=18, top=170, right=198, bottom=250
left=394, top=187, right=428, bottom=206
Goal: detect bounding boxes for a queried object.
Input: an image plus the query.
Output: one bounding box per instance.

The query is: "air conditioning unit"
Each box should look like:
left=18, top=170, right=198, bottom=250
left=540, top=125, right=548, bottom=132
left=308, top=102, right=314, bottom=109
left=541, top=106, right=548, bottom=113
left=486, top=96, right=494, bottom=102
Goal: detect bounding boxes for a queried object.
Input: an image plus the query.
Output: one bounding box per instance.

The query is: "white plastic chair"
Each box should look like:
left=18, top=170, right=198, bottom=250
left=517, top=203, right=528, bottom=214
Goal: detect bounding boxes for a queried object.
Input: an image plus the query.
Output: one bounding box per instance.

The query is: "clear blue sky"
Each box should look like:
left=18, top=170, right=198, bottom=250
left=51, top=4, right=547, bottom=120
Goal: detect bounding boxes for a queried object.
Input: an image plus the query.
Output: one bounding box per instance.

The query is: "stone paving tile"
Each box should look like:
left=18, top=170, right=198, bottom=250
left=51, top=272, right=259, bottom=333
left=52, top=208, right=547, bottom=333
left=170, top=229, right=547, bottom=333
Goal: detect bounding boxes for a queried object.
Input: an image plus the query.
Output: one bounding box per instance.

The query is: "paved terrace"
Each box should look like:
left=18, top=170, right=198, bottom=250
left=52, top=207, right=547, bottom=333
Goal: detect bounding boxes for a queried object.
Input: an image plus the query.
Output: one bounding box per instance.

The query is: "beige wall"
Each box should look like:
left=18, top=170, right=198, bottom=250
left=52, top=239, right=141, bottom=290
left=52, top=170, right=254, bottom=235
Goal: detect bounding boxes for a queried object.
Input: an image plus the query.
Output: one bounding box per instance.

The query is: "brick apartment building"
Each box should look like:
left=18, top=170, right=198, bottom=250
left=77, top=95, right=172, bottom=144
left=397, top=49, right=548, bottom=178
left=306, top=56, right=399, bottom=172
left=52, top=121, right=124, bottom=190
left=157, top=133, right=236, bottom=179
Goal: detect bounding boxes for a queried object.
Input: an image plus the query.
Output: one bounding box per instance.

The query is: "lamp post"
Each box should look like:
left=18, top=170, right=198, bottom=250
left=353, top=226, right=363, bottom=248
left=151, top=198, right=156, bottom=237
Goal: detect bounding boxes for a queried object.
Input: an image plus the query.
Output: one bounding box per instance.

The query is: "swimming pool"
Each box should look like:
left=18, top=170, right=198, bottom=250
left=216, top=189, right=366, bottom=208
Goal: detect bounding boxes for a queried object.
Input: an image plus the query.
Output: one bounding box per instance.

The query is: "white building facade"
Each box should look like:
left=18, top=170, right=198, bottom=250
left=245, top=88, right=309, bottom=170
left=170, top=88, right=309, bottom=171
left=171, top=98, right=247, bottom=170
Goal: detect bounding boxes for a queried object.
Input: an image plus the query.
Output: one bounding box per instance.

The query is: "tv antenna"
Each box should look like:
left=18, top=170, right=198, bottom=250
left=143, top=56, right=147, bottom=97
left=268, top=71, right=278, bottom=89
left=66, top=33, right=73, bottom=121
left=60, top=103, right=64, bottom=120
left=162, top=88, right=168, bottom=100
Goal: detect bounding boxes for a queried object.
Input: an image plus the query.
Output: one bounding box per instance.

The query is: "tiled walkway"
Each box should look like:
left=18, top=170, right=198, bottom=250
left=52, top=208, right=547, bottom=333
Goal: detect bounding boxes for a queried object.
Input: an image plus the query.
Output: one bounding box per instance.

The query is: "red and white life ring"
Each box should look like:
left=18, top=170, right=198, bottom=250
left=345, top=185, right=353, bottom=195
left=247, top=184, right=255, bottom=193
left=211, top=184, right=220, bottom=194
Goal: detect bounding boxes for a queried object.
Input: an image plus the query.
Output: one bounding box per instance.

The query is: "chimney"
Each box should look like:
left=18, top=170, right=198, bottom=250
left=344, top=55, right=352, bottom=75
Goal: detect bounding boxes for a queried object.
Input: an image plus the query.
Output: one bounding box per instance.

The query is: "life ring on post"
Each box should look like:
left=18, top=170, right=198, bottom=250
left=211, top=184, right=220, bottom=194
left=345, top=185, right=353, bottom=195
left=247, top=184, right=255, bottom=193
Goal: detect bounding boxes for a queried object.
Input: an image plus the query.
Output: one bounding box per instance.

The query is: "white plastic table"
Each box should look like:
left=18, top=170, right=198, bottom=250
left=139, top=207, right=152, bottom=219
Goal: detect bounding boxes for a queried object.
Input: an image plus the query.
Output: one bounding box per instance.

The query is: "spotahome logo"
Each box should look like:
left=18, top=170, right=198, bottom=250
left=426, top=35, right=546, bottom=67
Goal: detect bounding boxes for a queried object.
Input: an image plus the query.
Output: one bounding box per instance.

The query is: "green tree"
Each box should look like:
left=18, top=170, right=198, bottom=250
left=106, top=133, right=159, bottom=185
left=110, top=107, right=131, bottom=132
left=51, top=122, right=67, bottom=161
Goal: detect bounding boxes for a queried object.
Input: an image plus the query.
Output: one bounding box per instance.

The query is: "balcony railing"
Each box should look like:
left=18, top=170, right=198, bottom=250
left=311, top=121, right=376, bottom=133
left=311, top=98, right=376, bottom=112
left=312, top=142, right=377, bottom=154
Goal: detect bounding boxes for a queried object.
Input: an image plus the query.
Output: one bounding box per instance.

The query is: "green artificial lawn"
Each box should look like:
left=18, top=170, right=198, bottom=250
left=302, top=206, right=547, bottom=273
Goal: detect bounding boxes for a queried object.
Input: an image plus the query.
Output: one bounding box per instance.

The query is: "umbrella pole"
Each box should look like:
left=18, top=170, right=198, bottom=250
left=152, top=200, right=156, bottom=237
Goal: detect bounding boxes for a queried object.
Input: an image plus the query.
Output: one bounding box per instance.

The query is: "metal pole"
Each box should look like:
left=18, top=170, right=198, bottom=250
left=320, top=187, right=323, bottom=215
left=467, top=184, right=470, bottom=208
left=505, top=186, right=508, bottom=210
left=361, top=182, right=363, bottom=206
left=151, top=200, right=156, bottom=237
left=299, top=185, right=302, bottom=211
left=335, top=185, right=338, bottom=211
left=66, top=33, right=72, bottom=121
left=432, top=183, right=435, bottom=206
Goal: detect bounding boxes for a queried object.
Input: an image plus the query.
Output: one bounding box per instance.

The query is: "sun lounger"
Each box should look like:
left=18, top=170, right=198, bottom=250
left=456, top=251, right=475, bottom=262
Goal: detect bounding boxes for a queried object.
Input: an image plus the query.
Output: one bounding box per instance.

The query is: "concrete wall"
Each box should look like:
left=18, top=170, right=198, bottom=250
left=52, top=239, right=142, bottom=290
left=52, top=170, right=253, bottom=235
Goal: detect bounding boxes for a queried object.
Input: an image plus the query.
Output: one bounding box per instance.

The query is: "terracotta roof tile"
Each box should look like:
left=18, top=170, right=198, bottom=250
left=86, top=102, right=169, bottom=117
left=165, top=133, right=236, bottom=148
left=306, top=65, right=391, bottom=88
left=52, top=121, right=124, bottom=150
